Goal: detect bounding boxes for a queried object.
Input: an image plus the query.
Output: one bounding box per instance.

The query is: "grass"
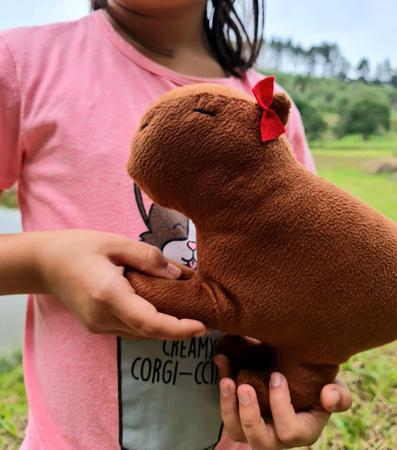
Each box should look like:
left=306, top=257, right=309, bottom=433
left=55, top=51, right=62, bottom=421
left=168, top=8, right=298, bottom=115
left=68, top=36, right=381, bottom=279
left=312, top=133, right=397, bottom=154
left=316, top=167, right=397, bottom=221
left=312, top=147, right=397, bottom=221
left=0, top=352, right=28, bottom=450
left=1, top=135, right=396, bottom=449
left=308, top=136, right=397, bottom=448
left=0, top=189, right=18, bottom=209
left=312, top=342, right=397, bottom=450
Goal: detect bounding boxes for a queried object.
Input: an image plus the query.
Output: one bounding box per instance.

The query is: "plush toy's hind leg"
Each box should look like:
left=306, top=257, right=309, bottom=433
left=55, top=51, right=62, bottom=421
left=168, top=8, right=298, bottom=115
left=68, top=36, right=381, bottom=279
left=275, top=358, right=340, bottom=412
left=215, top=337, right=340, bottom=417
left=215, top=335, right=278, bottom=417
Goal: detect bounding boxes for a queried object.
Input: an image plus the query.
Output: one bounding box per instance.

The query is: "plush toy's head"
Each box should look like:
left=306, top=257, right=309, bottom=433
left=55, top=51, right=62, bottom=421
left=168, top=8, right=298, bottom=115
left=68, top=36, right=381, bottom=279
left=128, top=79, right=291, bottom=220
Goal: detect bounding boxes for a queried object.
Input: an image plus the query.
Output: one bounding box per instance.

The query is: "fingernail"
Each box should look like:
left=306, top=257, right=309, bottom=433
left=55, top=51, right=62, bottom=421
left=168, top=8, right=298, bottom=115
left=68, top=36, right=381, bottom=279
left=166, top=263, right=181, bottom=278
left=238, top=388, right=251, bottom=405
left=329, top=389, right=341, bottom=410
left=193, top=328, right=206, bottom=337
left=220, top=381, right=232, bottom=398
left=270, top=372, right=282, bottom=388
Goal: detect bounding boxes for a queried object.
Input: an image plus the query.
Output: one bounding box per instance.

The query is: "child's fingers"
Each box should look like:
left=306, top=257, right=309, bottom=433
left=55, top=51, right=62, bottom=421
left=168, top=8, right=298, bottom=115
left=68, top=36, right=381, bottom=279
left=320, top=380, right=352, bottom=412
left=219, top=378, right=246, bottom=442
left=237, top=384, right=277, bottom=450
left=110, top=277, right=206, bottom=339
left=269, top=372, right=300, bottom=443
left=269, top=372, right=328, bottom=447
left=109, top=330, right=148, bottom=340
left=112, top=240, right=182, bottom=279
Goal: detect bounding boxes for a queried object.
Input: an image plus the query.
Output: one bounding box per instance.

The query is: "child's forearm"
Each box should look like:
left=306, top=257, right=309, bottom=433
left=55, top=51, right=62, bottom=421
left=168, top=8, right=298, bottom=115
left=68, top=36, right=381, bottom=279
left=0, top=232, right=49, bottom=295
left=0, top=228, right=205, bottom=340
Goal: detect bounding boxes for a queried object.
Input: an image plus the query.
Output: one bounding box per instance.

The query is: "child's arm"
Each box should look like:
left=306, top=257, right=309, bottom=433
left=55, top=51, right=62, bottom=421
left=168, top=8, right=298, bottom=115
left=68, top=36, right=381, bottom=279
left=0, top=227, right=206, bottom=340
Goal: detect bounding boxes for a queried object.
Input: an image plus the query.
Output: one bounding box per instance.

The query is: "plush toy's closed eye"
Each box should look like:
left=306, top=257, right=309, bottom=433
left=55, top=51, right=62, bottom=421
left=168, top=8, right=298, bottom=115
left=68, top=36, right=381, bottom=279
left=193, top=108, right=216, bottom=117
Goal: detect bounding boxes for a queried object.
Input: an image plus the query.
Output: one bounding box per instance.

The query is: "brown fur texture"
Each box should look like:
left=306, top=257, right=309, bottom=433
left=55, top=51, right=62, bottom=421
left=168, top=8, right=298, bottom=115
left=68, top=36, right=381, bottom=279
left=126, top=83, right=397, bottom=415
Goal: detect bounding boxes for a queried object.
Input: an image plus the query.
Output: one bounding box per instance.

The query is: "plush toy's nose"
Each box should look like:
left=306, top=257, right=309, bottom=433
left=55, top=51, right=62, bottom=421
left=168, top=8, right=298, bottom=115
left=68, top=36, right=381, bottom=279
left=187, top=241, right=197, bottom=251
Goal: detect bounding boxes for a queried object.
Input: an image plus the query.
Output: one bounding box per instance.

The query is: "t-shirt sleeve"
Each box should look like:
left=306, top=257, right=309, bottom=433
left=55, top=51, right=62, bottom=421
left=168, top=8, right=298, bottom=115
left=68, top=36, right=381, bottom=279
left=0, top=34, right=23, bottom=189
left=285, top=100, right=316, bottom=174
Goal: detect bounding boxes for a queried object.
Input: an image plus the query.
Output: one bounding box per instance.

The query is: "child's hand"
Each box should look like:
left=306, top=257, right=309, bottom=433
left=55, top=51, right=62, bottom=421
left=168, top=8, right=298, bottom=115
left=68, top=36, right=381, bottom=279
left=215, top=355, right=352, bottom=449
left=38, top=230, right=206, bottom=340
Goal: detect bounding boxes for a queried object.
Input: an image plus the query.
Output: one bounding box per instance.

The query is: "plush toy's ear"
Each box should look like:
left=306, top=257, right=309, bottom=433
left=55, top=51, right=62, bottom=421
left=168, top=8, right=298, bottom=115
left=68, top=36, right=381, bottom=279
left=271, top=93, right=291, bottom=126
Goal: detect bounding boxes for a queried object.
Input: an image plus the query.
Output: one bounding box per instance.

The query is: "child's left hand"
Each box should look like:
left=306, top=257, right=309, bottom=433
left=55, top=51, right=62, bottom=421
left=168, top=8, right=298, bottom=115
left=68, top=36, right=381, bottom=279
left=215, top=355, right=352, bottom=449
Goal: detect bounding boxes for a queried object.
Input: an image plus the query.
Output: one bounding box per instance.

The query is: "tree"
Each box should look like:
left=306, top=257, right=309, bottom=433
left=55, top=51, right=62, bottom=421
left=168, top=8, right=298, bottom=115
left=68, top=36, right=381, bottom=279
left=337, top=98, right=391, bottom=140
left=317, top=42, right=331, bottom=76
left=294, top=97, right=327, bottom=140
left=391, top=72, right=397, bottom=88
left=356, top=58, right=371, bottom=82
left=375, top=59, right=393, bottom=84
left=337, top=57, right=351, bottom=81
left=270, top=38, right=284, bottom=71
left=306, top=46, right=317, bottom=77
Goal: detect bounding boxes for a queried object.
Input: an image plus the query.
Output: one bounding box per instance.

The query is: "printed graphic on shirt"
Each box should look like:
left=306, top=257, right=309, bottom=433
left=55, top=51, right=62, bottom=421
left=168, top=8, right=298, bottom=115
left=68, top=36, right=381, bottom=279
left=134, top=184, right=198, bottom=269
left=118, top=186, right=222, bottom=450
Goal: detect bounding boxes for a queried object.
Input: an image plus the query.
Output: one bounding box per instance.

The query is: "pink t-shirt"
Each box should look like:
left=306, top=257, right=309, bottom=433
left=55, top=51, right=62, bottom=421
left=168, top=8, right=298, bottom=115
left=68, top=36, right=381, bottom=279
left=0, top=10, right=315, bottom=450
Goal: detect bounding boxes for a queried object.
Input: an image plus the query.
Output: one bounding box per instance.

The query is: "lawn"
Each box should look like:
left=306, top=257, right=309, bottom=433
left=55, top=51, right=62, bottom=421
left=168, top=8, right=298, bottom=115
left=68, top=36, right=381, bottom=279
left=310, top=141, right=397, bottom=449
left=0, top=189, right=18, bottom=209
left=312, top=132, right=397, bottom=154
left=312, top=142, right=397, bottom=221
left=0, top=139, right=396, bottom=449
left=314, top=343, right=397, bottom=449
left=0, top=352, right=27, bottom=450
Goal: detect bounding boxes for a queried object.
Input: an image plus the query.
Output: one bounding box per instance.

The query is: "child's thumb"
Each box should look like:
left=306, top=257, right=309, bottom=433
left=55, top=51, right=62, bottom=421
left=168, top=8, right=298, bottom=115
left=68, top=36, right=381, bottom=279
left=115, top=240, right=182, bottom=280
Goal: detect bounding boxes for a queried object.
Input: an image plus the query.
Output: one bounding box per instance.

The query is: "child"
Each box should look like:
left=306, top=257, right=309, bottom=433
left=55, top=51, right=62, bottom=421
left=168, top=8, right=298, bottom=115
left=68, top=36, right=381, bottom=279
left=0, top=1, right=351, bottom=449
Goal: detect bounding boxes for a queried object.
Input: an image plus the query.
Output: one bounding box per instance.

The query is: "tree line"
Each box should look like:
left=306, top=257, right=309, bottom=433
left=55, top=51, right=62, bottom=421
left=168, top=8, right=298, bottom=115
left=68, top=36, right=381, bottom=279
left=258, top=38, right=397, bottom=86
left=271, top=71, right=395, bottom=141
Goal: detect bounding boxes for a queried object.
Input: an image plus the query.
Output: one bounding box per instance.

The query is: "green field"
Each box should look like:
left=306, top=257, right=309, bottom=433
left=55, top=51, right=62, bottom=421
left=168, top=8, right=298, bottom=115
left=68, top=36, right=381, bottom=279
left=0, top=352, right=27, bottom=450
left=0, top=189, right=18, bottom=209
left=312, top=135, right=397, bottom=222
left=1, top=136, right=397, bottom=449
left=310, top=141, right=397, bottom=449
left=314, top=343, right=397, bottom=450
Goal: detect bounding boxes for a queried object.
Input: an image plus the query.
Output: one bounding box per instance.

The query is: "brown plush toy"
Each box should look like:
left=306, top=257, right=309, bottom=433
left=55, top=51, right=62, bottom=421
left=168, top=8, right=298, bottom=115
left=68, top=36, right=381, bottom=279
left=126, top=77, right=397, bottom=416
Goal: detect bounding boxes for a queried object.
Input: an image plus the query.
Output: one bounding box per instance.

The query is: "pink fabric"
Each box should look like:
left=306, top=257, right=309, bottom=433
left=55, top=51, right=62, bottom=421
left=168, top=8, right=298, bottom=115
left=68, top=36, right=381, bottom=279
left=0, top=10, right=314, bottom=450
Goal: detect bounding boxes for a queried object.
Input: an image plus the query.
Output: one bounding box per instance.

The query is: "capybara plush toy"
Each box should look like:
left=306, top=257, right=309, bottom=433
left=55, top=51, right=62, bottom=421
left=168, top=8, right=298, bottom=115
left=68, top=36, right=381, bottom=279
left=126, top=77, right=397, bottom=415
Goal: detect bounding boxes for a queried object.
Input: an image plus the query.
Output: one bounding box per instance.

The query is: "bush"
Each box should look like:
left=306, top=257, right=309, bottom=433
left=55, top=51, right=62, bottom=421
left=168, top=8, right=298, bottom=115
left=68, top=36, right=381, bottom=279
left=337, top=98, right=391, bottom=140
left=294, top=97, right=327, bottom=140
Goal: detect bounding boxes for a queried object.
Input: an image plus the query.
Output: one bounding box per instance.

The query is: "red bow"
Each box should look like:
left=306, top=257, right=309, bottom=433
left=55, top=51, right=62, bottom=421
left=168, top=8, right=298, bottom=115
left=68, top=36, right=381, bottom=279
left=252, top=76, right=286, bottom=142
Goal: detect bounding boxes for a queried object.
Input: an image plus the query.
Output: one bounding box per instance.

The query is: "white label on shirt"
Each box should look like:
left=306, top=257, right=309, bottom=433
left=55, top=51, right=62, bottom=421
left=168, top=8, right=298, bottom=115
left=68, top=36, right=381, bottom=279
left=119, top=193, right=222, bottom=449
left=118, top=336, right=222, bottom=450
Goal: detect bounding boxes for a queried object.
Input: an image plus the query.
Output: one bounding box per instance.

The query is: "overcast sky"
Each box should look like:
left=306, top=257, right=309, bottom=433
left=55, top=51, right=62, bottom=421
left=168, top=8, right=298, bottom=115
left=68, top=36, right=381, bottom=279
left=0, top=0, right=395, bottom=69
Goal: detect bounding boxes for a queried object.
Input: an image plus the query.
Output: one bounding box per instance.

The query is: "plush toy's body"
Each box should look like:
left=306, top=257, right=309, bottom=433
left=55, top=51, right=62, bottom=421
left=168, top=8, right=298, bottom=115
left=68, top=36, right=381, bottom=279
left=126, top=79, right=397, bottom=415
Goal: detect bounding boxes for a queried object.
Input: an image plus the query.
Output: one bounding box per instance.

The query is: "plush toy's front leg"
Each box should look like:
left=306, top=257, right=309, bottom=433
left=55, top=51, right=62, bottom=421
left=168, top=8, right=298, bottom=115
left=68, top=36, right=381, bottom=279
left=126, top=268, right=229, bottom=329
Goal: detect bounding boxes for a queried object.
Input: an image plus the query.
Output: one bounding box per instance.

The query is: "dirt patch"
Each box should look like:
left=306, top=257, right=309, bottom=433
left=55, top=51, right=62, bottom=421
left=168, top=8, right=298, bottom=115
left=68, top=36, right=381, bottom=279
left=368, top=157, right=397, bottom=175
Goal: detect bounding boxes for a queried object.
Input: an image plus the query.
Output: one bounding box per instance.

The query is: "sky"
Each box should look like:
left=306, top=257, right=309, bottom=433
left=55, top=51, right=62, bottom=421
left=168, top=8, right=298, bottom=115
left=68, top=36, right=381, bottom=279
left=265, top=0, right=396, bottom=68
left=0, top=0, right=395, bottom=69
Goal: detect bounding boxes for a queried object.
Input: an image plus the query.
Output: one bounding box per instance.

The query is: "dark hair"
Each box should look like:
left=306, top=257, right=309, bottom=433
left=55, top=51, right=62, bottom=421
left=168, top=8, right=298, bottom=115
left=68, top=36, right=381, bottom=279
left=90, top=0, right=265, bottom=78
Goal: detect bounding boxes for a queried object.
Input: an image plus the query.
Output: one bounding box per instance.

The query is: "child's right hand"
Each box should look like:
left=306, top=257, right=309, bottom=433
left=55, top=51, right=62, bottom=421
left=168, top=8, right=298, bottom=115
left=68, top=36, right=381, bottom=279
left=34, top=230, right=206, bottom=340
